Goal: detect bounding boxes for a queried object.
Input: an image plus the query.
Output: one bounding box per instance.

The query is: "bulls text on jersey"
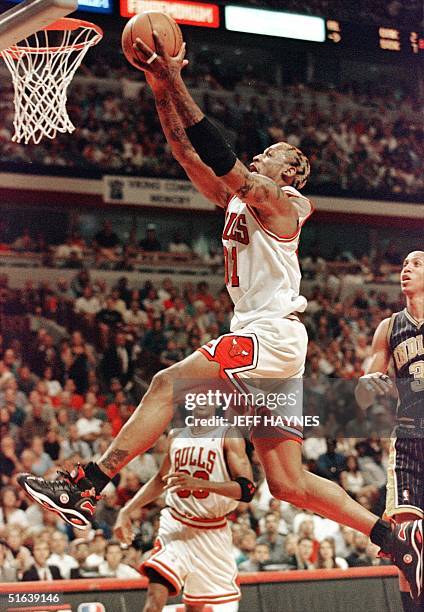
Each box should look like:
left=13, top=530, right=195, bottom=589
left=174, top=446, right=217, bottom=474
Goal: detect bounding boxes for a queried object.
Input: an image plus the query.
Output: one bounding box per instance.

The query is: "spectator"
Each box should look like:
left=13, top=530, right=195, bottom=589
left=159, top=338, right=184, bottom=368
left=30, top=436, right=54, bottom=477
left=315, top=537, right=348, bottom=570
left=101, top=332, right=133, bottom=386
left=257, top=513, right=286, bottom=564
left=74, top=285, right=101, bottom=319
left=116, top=472, right=142, bottom=507
left=98, top=540, right=139, bottom=578
left=340, top=455, right=366, bottom=498
left=142, top=318, right=167, bottom=356
left=127, top=451, right=158, bottom=484
left=235, top=529, right=257, bottom=566
left=86, top=530, right=107, bottom=568
left=55, top=235, right=84, bottom=266
left=12, top=228, right=34, bottom=252
left=345, top=406, right=373, bottom=438
left=0, top=539, right=17, bottom=582
left=96, top=296, right=124, bottom=329
left=278, top=533, right=299, bottom=569
left=41, top=366, right=62, bottom=398
left=238, top=543, right=270, bottom=572
left=0, top=408, right=19, bottom=444
left=346, top=532, right=373, bottom=567
left=95, top=487, right=120, bottom=537
left=22, top=541, right=62, bottom=581
left=76, top=403, right=103, bottom=444
left=16, top=365, right=37, bottom=396
left=123, top=300, right=149, bottom=334
left=94, top=221, right=121, bottom=267
left=317, top=439, right=346, bottom=482
left=60, top=423, right=91, bottom=461
left=47, top=532, right=78, bottom=579
left=70, top=269, right=91, bottom=298
left=0, top=488, right=28, bottom=530
left=70, top=539, right=100, bottom=579
left=139, top=224, right=162, bottom=252
left=194, top=282, right=215, bottom=310
left=0, top=436, right=19, bottom=486
left=43, top=428, right=61, bottom=461
left=295, top=537, right=314, bottom=570
left=168, top=231, right=191, bottom=254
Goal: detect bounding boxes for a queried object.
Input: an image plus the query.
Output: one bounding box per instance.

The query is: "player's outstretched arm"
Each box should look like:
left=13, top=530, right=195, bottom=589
left=114, top=452, right=171, bottom=545
left=132, top=37, right=231, bottom=208
left=132, top=33, right=291, bottom=215
left=149, top=79, right=232, bottom=208
left=355, top=317, right=394, bottom=409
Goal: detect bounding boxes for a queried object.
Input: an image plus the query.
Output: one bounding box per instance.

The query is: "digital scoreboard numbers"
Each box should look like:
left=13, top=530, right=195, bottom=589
left=326, top=19, right=423, bottom=56
left=326, top=20, right=341, bottom=44
left=379, top=27, right=401, bottom=51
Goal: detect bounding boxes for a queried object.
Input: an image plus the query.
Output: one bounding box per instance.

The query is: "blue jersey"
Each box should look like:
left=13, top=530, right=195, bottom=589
left=388, top=309, right=424, bottom=424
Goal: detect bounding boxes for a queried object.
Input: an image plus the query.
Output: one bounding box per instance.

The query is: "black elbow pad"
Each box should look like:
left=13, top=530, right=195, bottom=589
left=235, top=477, right=256, bottom=502
left=185, top=117, right=237, bottom=176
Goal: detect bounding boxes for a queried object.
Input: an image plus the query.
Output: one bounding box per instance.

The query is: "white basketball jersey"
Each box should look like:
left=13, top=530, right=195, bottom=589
left=222, top=185, right=313, bottom=331
left=166, top=426, right=238, bottom=519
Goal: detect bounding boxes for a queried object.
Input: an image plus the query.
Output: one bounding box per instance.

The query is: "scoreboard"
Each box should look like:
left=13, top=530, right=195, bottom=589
left=119, top=2, right=423, bottom=58
left=3, top=1, right=422, bottom=56
left=326, top=19, right=423, bottom=56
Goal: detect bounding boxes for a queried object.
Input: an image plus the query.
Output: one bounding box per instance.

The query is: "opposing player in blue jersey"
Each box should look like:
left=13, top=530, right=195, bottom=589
left=356, top=251, right=424, bottom=609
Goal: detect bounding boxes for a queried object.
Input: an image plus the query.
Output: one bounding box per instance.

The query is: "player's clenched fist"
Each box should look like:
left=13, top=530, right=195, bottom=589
left=355, top=372, right=394, bottom=409
left=113, top=509, right=134, bottom=546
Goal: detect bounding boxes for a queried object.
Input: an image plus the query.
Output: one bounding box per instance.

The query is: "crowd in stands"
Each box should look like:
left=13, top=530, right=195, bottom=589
left=0, top=215, right=409, bottom=292
left=0, top=50, right=422, bottom=199
left=0, top=255, right=403, bottom=582
left=0, top=221, right=221, bottom=271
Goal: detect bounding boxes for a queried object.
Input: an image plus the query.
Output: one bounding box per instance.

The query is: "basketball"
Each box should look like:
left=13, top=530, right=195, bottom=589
left=121, top=11, right=183, bottom=69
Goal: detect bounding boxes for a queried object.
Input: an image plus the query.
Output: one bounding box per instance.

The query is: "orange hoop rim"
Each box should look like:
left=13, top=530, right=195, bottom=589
left=3, top=18, right=103, bottom=56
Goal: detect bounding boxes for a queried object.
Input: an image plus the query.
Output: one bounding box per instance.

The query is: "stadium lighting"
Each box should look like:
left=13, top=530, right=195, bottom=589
left=225, top=5, right=326, bottom=42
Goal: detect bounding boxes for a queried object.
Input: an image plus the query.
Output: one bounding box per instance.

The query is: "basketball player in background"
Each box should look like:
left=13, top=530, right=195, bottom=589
left=18, top=33, right=422, bottom=599
left=356, top=251, right=424, bottom=610
left=114, top=404, right=251, bottom=611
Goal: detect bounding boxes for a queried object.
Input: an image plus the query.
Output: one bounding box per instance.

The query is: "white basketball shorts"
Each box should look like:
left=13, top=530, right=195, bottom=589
left=141, top=508, right=240, bottom=607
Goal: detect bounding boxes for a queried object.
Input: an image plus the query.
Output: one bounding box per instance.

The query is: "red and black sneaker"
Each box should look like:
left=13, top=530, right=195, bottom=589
left=391, top=520, right=423, bottom=600
left=18, top=465, right=99, bottom=529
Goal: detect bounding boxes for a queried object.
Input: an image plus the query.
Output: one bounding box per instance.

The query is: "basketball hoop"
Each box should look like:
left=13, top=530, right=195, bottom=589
left=1, top=18, right=103, bottom=144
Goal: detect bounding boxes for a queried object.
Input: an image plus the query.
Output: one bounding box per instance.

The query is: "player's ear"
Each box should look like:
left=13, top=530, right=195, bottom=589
left=281, top=165, right=296, bottom=181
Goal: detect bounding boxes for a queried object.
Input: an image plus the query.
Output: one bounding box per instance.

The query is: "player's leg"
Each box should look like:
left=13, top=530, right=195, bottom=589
left=253, top=436, right=378, bottom=533
left=252, top=434, right=423, bottom=599
left=185, top=606, right=205, bottom=612
left=17, top=350, right=222, bottom=527
left=95, top=350, right=221, bottom=477
left=385, top=435, right=424, bottom=611
left=142, top=568, right=172, bottom=612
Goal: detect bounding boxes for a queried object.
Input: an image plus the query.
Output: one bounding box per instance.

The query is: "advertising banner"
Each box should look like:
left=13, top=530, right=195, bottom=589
left=120, top=0, right=219, bottom=27
left=103, top=175, right=215, bottom=210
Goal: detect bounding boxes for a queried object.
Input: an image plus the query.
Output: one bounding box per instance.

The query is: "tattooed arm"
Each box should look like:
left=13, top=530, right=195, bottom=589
left=167, top=75, right=296, bottom=219
left=135, top=33, right=294, bottom=218
left=148, top=78, right=231, bottom=208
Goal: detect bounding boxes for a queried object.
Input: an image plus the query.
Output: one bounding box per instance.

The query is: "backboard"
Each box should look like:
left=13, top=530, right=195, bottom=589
left=0, top=0, right=78, bottom=51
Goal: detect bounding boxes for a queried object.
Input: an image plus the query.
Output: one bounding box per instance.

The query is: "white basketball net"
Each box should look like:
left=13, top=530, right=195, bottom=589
left=1, top=21, right=102, bottom=144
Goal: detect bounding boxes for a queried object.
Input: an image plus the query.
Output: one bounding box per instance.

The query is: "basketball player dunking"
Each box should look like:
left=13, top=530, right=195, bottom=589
left=356, top=251, right=424, bottom=610
left=114, top=404, right=251, bottom=611
left=18, top=33, right=422, bottom=599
